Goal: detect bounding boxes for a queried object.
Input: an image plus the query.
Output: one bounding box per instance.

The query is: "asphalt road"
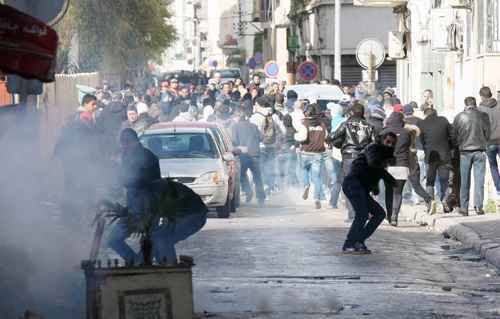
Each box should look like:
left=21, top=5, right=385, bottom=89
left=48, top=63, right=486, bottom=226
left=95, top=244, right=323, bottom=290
left=177, top=190, right=500, bottom=319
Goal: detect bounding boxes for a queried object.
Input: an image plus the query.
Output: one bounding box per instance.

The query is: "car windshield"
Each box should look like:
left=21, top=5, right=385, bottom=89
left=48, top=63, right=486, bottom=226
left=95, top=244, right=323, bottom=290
left=141, top=133, right=219, bottom=159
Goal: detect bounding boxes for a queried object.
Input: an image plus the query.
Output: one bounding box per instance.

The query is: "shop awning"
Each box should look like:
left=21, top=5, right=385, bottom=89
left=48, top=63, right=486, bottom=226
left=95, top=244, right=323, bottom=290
left=0, top=4, right=58, bottom=82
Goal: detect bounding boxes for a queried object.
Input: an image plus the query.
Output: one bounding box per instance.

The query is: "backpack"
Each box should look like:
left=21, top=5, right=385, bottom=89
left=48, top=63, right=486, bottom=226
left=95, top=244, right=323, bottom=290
left=262, top=113, right=276, bottom=145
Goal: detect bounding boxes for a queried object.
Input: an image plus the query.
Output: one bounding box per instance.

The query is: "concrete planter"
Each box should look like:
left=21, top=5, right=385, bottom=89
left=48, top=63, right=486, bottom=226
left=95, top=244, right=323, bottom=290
left=81, top=260, right=194, bottom=319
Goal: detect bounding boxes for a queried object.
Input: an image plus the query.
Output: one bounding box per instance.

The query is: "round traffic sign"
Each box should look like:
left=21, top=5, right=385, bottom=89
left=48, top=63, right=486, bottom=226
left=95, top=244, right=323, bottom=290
left=5, top=0, right=70, bottom=26
left=356, top=38, right=385, bottom=69
left=298, top=61, right=318, bottom=81
left=264, top=61, right=279, bottom=78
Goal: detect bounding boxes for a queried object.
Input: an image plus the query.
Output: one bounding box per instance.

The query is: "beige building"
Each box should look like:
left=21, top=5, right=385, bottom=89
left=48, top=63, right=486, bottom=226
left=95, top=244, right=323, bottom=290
left=356, top=0, right=500, bottom=112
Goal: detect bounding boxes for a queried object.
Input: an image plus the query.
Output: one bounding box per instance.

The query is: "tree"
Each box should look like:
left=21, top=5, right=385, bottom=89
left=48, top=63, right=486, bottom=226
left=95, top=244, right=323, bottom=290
left=56, top=0, right=176, bottom=78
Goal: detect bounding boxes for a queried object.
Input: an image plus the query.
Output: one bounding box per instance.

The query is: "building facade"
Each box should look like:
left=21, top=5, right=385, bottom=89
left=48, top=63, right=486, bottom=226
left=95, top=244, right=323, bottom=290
left=356, top=0, right=500, bottom=112
left=289, top=0, right=397, bottom=86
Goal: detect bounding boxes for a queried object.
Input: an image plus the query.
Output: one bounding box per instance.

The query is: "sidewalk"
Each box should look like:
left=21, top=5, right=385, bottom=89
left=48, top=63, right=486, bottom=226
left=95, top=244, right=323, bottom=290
left=400, top=205, right=500, bottom=270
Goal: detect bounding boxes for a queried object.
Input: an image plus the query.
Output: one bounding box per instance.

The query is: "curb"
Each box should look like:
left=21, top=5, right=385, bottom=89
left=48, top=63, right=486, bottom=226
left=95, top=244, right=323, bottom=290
left=411, top=211, right=500, bottom=270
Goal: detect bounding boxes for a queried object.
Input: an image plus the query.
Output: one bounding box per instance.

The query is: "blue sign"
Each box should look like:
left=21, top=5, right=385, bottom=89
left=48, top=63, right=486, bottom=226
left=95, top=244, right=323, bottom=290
left=298, top=61, right=318, bottom=81
left=264, top=61, right=279, bottom=78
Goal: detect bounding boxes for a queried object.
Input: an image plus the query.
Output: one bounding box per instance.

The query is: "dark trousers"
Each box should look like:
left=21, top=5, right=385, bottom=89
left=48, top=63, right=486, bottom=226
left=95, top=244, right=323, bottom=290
left=240, top=155, right=265, bottom=201
left=343, top=176, right=386, bottom=245
left=426, top=161, right=450, bottom=200
left=342, top=156, right=356, bottom=219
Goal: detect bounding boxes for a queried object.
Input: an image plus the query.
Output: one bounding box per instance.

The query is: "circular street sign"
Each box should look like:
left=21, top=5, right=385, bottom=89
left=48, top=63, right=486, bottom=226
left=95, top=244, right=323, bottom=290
left=264, top=61, right=279, bottom=78
left=297, top=61, right=318, bottom=81
left=247, top=57, right=257, bottom=69
left=356, top=38, right=385, bottom=69
left=5, top=0, right=70, bottom=26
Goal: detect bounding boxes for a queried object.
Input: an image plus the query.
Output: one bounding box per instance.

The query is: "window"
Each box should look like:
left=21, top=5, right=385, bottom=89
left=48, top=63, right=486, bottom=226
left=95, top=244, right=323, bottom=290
left=140, top=133, right=218, bottom=159
left=488, top=0, right=500, bottom=52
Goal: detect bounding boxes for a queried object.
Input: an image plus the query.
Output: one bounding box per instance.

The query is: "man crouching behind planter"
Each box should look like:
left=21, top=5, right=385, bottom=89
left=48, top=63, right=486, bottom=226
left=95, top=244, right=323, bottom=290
left=104, top=128, right=208, bottom=265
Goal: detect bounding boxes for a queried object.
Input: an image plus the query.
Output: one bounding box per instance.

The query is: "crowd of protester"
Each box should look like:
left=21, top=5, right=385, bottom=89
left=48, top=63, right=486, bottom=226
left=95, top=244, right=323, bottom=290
left=55, top=72, right=499, bottom=232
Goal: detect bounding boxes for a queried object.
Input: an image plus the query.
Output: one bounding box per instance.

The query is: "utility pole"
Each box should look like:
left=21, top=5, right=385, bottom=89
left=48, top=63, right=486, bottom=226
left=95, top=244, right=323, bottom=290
left=193, top=1, right=202, bottom=72
left=334, top=0, right=342, bottom=82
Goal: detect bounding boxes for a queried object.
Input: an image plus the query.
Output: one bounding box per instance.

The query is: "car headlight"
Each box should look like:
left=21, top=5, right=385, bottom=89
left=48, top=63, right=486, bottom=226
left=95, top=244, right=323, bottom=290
left=196, top=171, right=221, bottom=185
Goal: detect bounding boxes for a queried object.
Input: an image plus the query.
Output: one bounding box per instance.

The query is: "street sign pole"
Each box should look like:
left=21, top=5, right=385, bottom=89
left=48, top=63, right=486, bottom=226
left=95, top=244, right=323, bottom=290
left=334, top=0, right=342, bottom=82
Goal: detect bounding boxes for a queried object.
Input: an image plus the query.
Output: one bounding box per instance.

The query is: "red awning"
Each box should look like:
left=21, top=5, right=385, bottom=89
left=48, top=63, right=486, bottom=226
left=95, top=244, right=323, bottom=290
left=0, top=4, right=58, bottom=82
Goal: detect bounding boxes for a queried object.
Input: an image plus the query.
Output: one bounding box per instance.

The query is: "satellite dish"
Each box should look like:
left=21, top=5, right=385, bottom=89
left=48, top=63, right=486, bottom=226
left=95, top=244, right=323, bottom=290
left=356, top=38, right=385, bottom=69
left=5, top=0, right=70, bottom=26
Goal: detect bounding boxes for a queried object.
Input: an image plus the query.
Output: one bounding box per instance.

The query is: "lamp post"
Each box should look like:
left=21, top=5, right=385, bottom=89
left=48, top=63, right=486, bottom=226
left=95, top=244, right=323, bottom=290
left=334, top=0, right=342, bottom=82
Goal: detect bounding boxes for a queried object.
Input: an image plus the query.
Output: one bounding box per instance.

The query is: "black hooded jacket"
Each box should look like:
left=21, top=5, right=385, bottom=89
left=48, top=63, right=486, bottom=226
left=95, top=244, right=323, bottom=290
left=380, top=112, right=411, bottom=167
left=347, top=143, right=396, bottom=193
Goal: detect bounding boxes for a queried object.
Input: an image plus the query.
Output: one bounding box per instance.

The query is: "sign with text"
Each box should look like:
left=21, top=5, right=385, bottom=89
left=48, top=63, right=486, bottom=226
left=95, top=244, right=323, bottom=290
left=0, top=4, right=58, bottom=82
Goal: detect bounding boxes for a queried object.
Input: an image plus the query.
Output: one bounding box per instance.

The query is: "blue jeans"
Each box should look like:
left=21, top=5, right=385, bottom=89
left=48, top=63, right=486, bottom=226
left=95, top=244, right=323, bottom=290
left=261, top=148, right=277, bottom=191
left=460, top=151, right=486, bottom=211
left=301, top=152, right=326, bottom=200
left=106, top=220, right=138, bottom=261
left=282, top=150, right=299, bottom=187
left=328, top=158, right=342, bottom=207
left=486, top=144, right=500, bottom=192
left=240, top=155, right=265, bottom=201
left=153, top=213, right=207, bottom=264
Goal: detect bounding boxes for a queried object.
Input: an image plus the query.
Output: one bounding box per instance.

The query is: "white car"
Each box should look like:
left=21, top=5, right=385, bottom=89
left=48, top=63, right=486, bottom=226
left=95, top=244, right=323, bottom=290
left=285, top=84, right=344, bottom=110
left=209, top=68, right=242, bottom=84
left=140, top=122, right=240, bottom=218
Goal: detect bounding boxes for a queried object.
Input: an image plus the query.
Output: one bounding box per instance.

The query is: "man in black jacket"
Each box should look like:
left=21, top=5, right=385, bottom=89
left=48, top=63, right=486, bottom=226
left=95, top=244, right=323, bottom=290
left=106, top=128, right=161, bottom=261
left=417, top=107, right=454, bottom=211
left=332, top=103, right=374, bottom=220
left=453, top=97, right=491, bottom=216
left=342, top=132, right=397, bottom=253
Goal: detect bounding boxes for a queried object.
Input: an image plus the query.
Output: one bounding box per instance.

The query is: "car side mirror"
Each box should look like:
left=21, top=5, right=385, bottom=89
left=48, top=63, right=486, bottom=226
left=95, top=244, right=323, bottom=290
left=222, top=152, right=235, bottom=161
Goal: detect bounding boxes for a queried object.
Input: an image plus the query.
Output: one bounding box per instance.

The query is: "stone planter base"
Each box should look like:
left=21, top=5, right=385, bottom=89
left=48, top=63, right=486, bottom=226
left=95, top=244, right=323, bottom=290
left=81, top=259, right=194, bottom=319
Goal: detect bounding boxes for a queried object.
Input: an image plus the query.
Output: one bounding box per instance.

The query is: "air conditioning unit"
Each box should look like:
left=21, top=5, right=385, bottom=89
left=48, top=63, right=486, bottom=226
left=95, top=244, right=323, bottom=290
left=431, top=9, right=455, bottom=51
left=388, top=31, right=406, bottom=59
left=448, top=0, right=471, bottom=9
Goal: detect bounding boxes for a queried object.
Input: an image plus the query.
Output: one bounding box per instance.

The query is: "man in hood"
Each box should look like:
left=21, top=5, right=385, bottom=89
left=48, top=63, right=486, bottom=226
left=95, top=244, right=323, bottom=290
left=342, top=132, right=397, bottom=253
left=98, top=94, right=127, bottom=156
left=106, top=128, right=161, bottom=261
left=478, top=86, right=500, bottom=196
